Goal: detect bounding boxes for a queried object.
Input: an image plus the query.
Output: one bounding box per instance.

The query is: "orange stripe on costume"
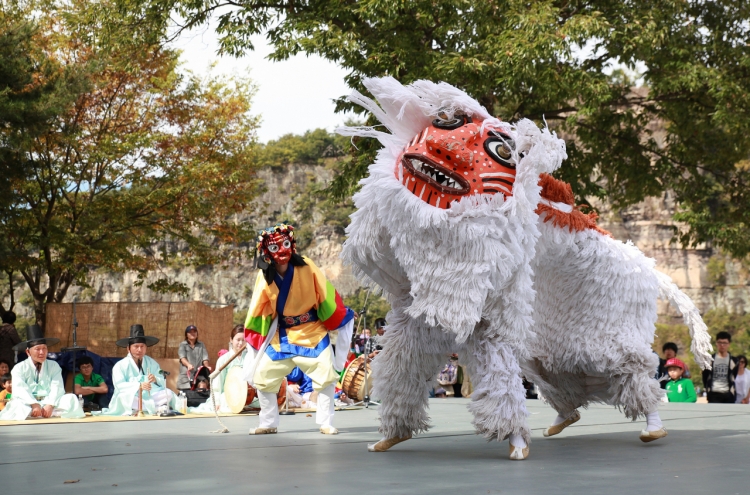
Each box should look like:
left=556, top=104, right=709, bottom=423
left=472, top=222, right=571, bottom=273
left=536, top=174, right=611, bottom=237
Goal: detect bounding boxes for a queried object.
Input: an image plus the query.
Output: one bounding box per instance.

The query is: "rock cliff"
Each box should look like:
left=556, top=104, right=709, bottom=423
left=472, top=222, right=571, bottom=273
left=7, top=163, right=748, bottom=322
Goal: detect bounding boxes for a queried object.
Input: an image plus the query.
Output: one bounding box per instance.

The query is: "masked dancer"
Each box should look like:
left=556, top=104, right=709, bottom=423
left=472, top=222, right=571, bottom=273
left=244, top=223, right=354, bottom=435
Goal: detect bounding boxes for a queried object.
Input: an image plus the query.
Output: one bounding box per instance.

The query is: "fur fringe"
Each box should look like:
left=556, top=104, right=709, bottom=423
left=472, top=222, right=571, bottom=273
left=654, top=271, right=714, bottom=370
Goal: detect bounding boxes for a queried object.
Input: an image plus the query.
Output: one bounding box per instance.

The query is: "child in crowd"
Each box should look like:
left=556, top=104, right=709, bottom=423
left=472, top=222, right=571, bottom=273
left=1, top=374, right=11, bottom=410
left=74, top=356, right=108, bottom=411
left=1, top=374, right=11, bottom=400
left=664, top=358, right=697, bottom=403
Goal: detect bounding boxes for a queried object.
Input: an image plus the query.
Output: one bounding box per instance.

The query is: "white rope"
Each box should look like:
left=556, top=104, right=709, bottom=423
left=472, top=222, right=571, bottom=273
left=209, top=386, right=230, bottom=433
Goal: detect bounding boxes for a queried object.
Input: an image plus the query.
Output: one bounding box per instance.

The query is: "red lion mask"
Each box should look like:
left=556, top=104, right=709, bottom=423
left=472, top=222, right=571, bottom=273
left=396, top=115, right=517, bottom=209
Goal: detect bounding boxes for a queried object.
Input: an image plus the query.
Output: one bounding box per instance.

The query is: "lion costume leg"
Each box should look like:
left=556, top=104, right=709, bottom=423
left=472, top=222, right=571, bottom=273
left=526, top=367, right=586, bottom=437
left=368, top=304, right=453, bottom=452
left=608, top=360, right=667, bottom=442
left=465, top=330, right=531, bottom=460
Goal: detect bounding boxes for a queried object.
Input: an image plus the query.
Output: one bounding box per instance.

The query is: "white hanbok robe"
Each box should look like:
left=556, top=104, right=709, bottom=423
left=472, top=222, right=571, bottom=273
left=189, top=348, right=259, bottom=413
left=0, top=358, right=84, bottom=420
left=104, top=354, right=177, bottom=416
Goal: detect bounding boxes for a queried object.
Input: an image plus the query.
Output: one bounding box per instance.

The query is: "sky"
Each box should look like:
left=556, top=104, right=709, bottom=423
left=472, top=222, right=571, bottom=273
left=170, top=25, right=354, bottom=143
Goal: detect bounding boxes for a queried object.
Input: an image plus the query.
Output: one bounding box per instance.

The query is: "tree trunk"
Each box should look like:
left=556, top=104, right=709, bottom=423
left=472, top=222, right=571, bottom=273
left=33, top=292, right=47, bottom=331
left=20, top=266, right=77, bottom=330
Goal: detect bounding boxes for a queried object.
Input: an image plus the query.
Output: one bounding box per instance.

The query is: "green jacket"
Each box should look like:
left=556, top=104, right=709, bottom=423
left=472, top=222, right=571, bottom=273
left=666, top=378, right=697, bottom=403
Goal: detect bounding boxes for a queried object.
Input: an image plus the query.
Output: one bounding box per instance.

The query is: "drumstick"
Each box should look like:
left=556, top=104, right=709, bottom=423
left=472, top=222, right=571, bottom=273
left=208, top=346, right=245, bottom=380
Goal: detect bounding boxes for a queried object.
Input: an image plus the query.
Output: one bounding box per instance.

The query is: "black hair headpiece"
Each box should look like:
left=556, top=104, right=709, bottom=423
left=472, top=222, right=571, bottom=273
left=258, top=253, right=307, bottom=285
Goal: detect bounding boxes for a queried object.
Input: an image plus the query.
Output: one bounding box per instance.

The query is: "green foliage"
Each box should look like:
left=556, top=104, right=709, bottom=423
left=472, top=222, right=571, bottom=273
left=343, top=288, right=391, bottom=330
left=703, top=309, right=750, bottom=358
left=0, top=0, right=264, bottom=328
left=256, top=128, right=347, bottom=170
left=14, top=316, right=36, bottom=341
left=170, top=0, right=750, bottom=256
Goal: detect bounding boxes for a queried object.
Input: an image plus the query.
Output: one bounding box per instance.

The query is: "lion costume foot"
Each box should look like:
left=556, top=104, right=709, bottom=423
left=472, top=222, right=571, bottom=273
left=543, top=410, right=581, bottom=438
left=249, top=427, right=277, bottom=435
left=367, top=435, right=412, bottom=452
left=509, top=443, right=530, bottom=460
left=639, top=427, right=667, bottom=443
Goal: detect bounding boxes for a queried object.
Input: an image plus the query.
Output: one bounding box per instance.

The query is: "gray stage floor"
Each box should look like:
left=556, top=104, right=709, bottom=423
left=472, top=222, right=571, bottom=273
left=1, top=399, right=748, bottom=494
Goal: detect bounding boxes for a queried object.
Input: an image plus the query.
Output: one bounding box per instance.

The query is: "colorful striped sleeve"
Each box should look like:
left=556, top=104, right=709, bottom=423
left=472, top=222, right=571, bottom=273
left=307, top=257, right=354, bottom=330
left=244, top=271, right=275, bottom=349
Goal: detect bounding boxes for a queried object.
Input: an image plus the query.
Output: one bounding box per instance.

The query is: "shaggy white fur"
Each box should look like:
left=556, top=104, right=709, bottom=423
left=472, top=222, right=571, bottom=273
left=339, top=77, right=712, bottom=457
left=340, top=77, right=565, bottom=447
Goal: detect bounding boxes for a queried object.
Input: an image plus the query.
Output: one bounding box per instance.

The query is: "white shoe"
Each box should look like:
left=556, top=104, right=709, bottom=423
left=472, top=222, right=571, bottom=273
left=249, top=427, right=277, bottom=435
left=509, top=443, right=530, bottom=460
left=639, top=427, right=667, bottom=443
left=543, top=410, right=581, bottom=437
left=367, top=435, right=412, bottom=452
left=319, top=425, right=338, bottom=435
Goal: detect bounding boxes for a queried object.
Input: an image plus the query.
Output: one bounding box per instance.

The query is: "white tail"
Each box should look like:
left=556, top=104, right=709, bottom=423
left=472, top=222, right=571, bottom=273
left=655, top=271, right=713, bottom=370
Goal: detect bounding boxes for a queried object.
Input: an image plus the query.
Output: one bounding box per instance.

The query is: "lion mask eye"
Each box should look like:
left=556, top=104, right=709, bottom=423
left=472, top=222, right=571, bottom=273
left=267, top=244, right=279, bottom=253
left=432, top=113, right=473, bottom=130
left=483, top=133, right=515, bottom=167
left=282, top=240, right=291, bottom=249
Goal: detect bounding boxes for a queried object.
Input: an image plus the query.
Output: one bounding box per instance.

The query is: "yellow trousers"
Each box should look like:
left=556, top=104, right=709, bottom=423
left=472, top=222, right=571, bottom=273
left=253, top=345, right=339, bottom=393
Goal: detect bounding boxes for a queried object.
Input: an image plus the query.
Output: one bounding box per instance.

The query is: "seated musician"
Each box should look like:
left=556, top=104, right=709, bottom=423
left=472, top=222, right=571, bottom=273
left=104, top=325, right=177, bottom=416
left=286, top=367, right=316, bottom=409
left=0, top=325, right=84, bottom=420
left=190, top=325, right=258, bottom=413
left=74, top=356, right=108, bottom=411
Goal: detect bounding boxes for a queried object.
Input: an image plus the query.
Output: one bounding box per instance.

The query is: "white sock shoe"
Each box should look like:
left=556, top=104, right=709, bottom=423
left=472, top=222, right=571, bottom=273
left=509, top=433, right=527, bottom=448
left=645, top=411, right=663, bottom=432
left=508, top=433, right=529, bottom=460
left=552, top=414, right=567, bottom=427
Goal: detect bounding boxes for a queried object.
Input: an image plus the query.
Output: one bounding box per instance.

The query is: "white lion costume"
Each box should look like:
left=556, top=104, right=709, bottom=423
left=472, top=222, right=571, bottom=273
left=338, top=77, right=713, bottom=460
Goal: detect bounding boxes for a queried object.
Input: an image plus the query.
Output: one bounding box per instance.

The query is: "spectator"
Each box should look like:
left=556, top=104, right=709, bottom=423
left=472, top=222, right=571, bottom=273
left=664, top=358, right=696, bottom=403
left=0, top=359, right=10, bottom=376
left=370, top=318, right=386, bottom=351
left=374, top=318, right=386, bottom=337
left=177, top=325, right=211, bottom=392
left=1, top=373, right=11, bottom=401
left=0, top=311, right=21, bottom=368
left=702, top=331, right=739, bottom=403
left=656, top=342, right=693, bottom=388
left=73, top=356, right=109, bottom=411
left=734, top=355, right=749, bottom=405
left=353, top=329, right=371, bottom=354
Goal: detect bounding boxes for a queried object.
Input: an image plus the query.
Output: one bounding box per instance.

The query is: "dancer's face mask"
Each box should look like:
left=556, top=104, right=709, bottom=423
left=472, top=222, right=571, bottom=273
left=264, top=232, right=293, bottom=265
left=396, top=115, right=517, bottom=209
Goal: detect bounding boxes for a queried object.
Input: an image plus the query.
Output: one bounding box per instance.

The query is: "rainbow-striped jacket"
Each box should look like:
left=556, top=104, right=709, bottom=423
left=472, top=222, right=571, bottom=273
left=244, top=256, right=353, bottom=360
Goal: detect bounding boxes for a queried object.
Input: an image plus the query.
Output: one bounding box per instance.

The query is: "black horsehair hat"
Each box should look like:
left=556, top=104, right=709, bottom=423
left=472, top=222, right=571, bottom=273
left=12, top=324, right=60, bottom=352
left=115, top=324, right=160, bottom=348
